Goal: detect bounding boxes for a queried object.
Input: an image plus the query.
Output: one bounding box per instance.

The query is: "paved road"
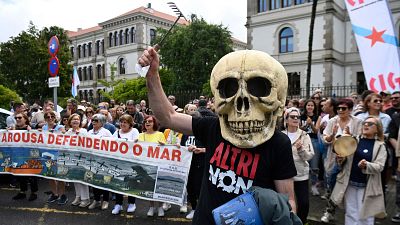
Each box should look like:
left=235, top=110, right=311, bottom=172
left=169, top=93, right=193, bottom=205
left=0, top=177, right=191, bottom=225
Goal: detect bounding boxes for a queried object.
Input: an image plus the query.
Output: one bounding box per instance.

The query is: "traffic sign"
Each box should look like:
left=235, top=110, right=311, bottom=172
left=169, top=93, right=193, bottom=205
left=48, top=56, right=60, bottom=77
left=48, top=36, right=60, bottom=56
left=48, top=77, right=60, bottom=88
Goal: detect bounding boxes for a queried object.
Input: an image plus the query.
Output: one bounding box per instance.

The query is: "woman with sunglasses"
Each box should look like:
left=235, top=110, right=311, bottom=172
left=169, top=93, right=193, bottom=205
left=356, top=93, right=391, bottom=136
left=283, top=107, right=314, bottom=224
left=60, top=113, right=71, bottom=131
left=87, top=114, right=112, bottom=210
left=111, top=114, right=139, bottom=215
left=300, top=99, right=322, bottom=196
left=65, top=113, right=90, bottom=208
left=330, top=116, right=387, bottom=225
left=320, top=98, right=362, bottom=223
left=42, top=111, right=68, bottom=204
left=138, top=115, right=166, bottom=217
left=11, top=113, right=39, bottom=201
left=84, top=107, right=94, bottom=129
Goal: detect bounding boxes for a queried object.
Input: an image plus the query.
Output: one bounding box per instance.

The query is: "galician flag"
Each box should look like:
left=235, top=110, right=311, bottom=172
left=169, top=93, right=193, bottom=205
left=345, top=0, right=400, bottom=93
left=71, top=66, right=80, bottom=97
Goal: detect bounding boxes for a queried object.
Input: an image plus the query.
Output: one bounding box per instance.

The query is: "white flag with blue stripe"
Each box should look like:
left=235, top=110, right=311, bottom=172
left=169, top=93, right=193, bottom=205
left=71, top=67, right=80, bottom=97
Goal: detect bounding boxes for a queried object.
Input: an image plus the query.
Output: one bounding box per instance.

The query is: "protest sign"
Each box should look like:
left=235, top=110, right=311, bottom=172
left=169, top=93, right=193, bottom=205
left=0, top=130, right=192, bottom=205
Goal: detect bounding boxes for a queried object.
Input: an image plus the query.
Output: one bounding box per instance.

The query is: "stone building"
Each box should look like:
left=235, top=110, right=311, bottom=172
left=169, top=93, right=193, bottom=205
left=246, top=0, right=400, bottom=96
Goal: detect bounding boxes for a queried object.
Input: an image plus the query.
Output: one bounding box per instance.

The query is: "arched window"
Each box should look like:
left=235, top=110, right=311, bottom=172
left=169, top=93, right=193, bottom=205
left=97, top=64, right=102, bottom=79
left=150, top=29, right=156, bottom=44
left=114, top=31, right=118, bottom=46
left=130, top=27, right=136, bottom=43
left=88, top=42, right=92, bottom=57
left=101, top=39, right=104, bottom=54
left=119, top=30, right=123, bottom=45
left=96, top=40, right=100, bottom=55
left=109, top=33, right=113, bottom=47
left=83, top=44, right=87, bottom=57
left=125, top=29, right=129, bottom=44
left=78, top=67, right=82, bottom=81
left=83, top=66, right=87, bottom=80
left=102, top=64, right=105, bottom=79
left=119, top=58, right=126, bottom=74
left=78, top=45, right=82, bottom=58
left=279, top=27, right=293, bottom=53
left=70, top=47, right=74, bottom=58
left=89, top=66, right=93, bottom=80
left=84, top=90, right=88, bottom=101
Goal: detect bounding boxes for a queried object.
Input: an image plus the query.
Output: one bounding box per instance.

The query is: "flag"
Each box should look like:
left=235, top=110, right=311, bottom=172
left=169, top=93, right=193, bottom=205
left=345, top=0, right=400, bottom=93
left=71, top=66, right=80, bottom=97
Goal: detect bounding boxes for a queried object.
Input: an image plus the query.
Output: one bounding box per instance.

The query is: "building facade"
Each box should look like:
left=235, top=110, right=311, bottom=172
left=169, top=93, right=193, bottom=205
left=68, top=4, right=246, bottom=103
left=247, top=0, right=400, bottom=96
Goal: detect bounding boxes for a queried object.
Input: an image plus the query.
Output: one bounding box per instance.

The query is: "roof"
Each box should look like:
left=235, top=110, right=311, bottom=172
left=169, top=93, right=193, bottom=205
left=112, top=6, right=188, bottom=25
left=68, top=26, right=102, bottom=38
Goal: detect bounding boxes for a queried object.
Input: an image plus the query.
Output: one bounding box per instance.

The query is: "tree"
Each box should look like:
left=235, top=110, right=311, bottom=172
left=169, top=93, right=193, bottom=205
left=0, top=85, right=22, bottom=109
left=0, top=22, right=72, bottom=103
left=98, top=63, right=126, bottom=100
left=156, top=14, right=233, bottom=92
left=306, top=0, right=319, bottom=98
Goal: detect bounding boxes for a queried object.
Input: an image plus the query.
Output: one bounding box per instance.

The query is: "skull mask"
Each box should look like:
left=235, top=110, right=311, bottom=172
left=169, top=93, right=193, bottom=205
left=210, top=50, right=288, bottom=148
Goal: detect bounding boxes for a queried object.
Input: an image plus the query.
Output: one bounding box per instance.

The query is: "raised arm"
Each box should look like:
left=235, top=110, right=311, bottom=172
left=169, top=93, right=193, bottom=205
left=138, top=47, right=193, bottom=135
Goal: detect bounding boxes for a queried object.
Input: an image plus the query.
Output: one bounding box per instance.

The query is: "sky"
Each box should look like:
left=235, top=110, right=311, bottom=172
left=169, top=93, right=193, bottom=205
left=0, top=0, right=247, bottom=43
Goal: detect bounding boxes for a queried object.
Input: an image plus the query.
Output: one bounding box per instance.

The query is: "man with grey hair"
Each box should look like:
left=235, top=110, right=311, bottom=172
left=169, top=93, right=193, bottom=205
left=125, top=100, right=144, bottom=132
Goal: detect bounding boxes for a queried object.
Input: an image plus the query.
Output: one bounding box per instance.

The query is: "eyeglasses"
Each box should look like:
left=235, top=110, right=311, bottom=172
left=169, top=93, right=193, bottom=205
left=15, top=116, right=23, bottom=120
left=372, top=99, right=382, bottom=103
left=145, top=120, right=153, bottom=124
left=337, top=106, right=348, bottom=111
left=45, top=115, right=55, bottom=119
left=62, top=118, right=69, bottom=121
left=391, top=97, right=400, bottom=100
left=92, top=119, right=99, bottom=122
left=288, top=115, right=299, bottom=120
left=363, top=121, right=376, bottom=127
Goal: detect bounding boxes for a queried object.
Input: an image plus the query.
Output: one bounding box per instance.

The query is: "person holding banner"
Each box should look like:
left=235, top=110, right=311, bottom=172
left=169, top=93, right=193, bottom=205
left=88, top=114, right=112, bottom=210
left=138, top=115, right=167, bottom=217
left=11, top=113, right=39, bottom=202
left=41, top=111, right=68, bottom=205
left=65, top=113, right=90, bottom=208
left=111, top=114, right=140, bottom=215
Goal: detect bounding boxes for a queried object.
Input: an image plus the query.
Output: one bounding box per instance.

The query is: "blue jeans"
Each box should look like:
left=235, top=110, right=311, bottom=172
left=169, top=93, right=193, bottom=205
left=309, top=137, right=321, bottom=185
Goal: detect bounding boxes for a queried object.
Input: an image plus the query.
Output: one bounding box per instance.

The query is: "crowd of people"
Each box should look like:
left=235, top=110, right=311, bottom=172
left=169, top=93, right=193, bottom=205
left=4, top=96, right=215, bottom=220
left=4, top=87, right=400, bottom=224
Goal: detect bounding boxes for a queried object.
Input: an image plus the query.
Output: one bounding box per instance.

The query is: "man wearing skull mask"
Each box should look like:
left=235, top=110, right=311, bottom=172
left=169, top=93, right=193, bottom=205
left=139, top=48, right=297, bottom=225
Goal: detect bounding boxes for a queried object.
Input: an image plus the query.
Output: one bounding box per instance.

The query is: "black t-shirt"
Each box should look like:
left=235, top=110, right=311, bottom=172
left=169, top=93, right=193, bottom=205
left=192, top=116, right=297, bottom=225
left=300, top=114, right=318, bottom=139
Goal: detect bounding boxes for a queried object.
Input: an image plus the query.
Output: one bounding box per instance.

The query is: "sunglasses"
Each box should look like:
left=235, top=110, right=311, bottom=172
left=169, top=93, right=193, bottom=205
left=372, top=99, right=382, bottom=103
left=391, top=97, right=400, bottom=100
left=145, top=120, right=153, bottom=124
left=45, top=115, right=55, bottom=119
left=363, top=121, right=376, bottom=127
left=337, top=106, right=348, bottom=111
left=288, top=115, right=299, bottom=120
left=92, top=119, right=99, bottom=122
left=15, top=116, right=23, bottom=120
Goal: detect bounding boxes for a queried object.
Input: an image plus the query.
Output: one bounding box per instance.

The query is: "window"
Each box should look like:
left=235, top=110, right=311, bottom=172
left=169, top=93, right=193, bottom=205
left=125, top=29, right=129, bottom=44
left=119, top=30, right=123, bottom=45
left=287, top=72, right=300, bottom=95
left=109, top=33, right=113, bottom=47
left=101, top=39, right=104, bottom=54
left=78, top=45, right=81, bottom=58
left=96, top=40, right=100, bottom=55
left=282, top=0, right=292, bottom=7
left=258, top=0, right=267, bottom=12
left=83, top=67, right=87, bottom=80
left=83, top=44, right=87, bottom=57
left=89, top=66, right=93, bottom=80
left=88, top=42, right=92, bottom=57
left=102, top=64, right=105, bottom=78
left=295, top=0, right=309, bottom=5
left=70, top=47, right=74, bottom=58
left=97, top=65, right=102, bottom=79
left=130, top=27, right=136, bottom=43
left=119, top=58, right=126, bottom=74
left=357, top=72, right=367, bottom=94
left=279, top=27, right=293, bottom=53
left=114, top=31, right=118, bottom=46
left=150, top=29, right=156, bottom=44
left=78, top=67, right=82, bottom=81
left=270, top=0, right=280, bottom=10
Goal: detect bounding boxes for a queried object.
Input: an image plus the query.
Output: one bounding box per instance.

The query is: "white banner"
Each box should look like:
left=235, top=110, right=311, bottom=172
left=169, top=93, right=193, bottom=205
left=345, top=0, right=400, bottom=93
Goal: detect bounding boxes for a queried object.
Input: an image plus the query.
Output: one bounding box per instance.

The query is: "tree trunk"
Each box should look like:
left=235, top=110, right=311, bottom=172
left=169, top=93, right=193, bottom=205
left=306, top=0, right=318, bottom=99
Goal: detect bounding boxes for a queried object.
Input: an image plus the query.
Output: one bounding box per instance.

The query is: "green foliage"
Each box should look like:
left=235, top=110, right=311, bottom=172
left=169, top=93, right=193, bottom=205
left=157, top=15, right=233, bottom=92
left=0, top=22, right=72, bottom=104
left=0, top=85, right=22, bottom=109
left=98, top=63, right=126, bottom=100
left=113, top=77, right=147, bottom=103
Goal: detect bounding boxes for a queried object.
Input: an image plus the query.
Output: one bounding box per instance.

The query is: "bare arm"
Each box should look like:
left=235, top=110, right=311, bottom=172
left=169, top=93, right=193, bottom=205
left=138, top=47, right=192, bottom=135
left=274, top=178, right=297, bottom=213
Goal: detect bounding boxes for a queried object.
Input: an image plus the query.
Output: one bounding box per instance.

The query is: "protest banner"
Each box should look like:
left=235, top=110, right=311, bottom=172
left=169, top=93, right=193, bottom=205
left=0, top=130, right=192, bottom=205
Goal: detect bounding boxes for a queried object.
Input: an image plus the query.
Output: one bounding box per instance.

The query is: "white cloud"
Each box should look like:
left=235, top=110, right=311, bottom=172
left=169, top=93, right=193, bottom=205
left=0, top=0, right=246, bottom=43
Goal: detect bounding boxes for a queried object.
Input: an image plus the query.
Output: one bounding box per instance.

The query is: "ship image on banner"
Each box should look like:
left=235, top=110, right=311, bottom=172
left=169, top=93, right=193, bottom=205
left=345, top=0, right=400, bottom=93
